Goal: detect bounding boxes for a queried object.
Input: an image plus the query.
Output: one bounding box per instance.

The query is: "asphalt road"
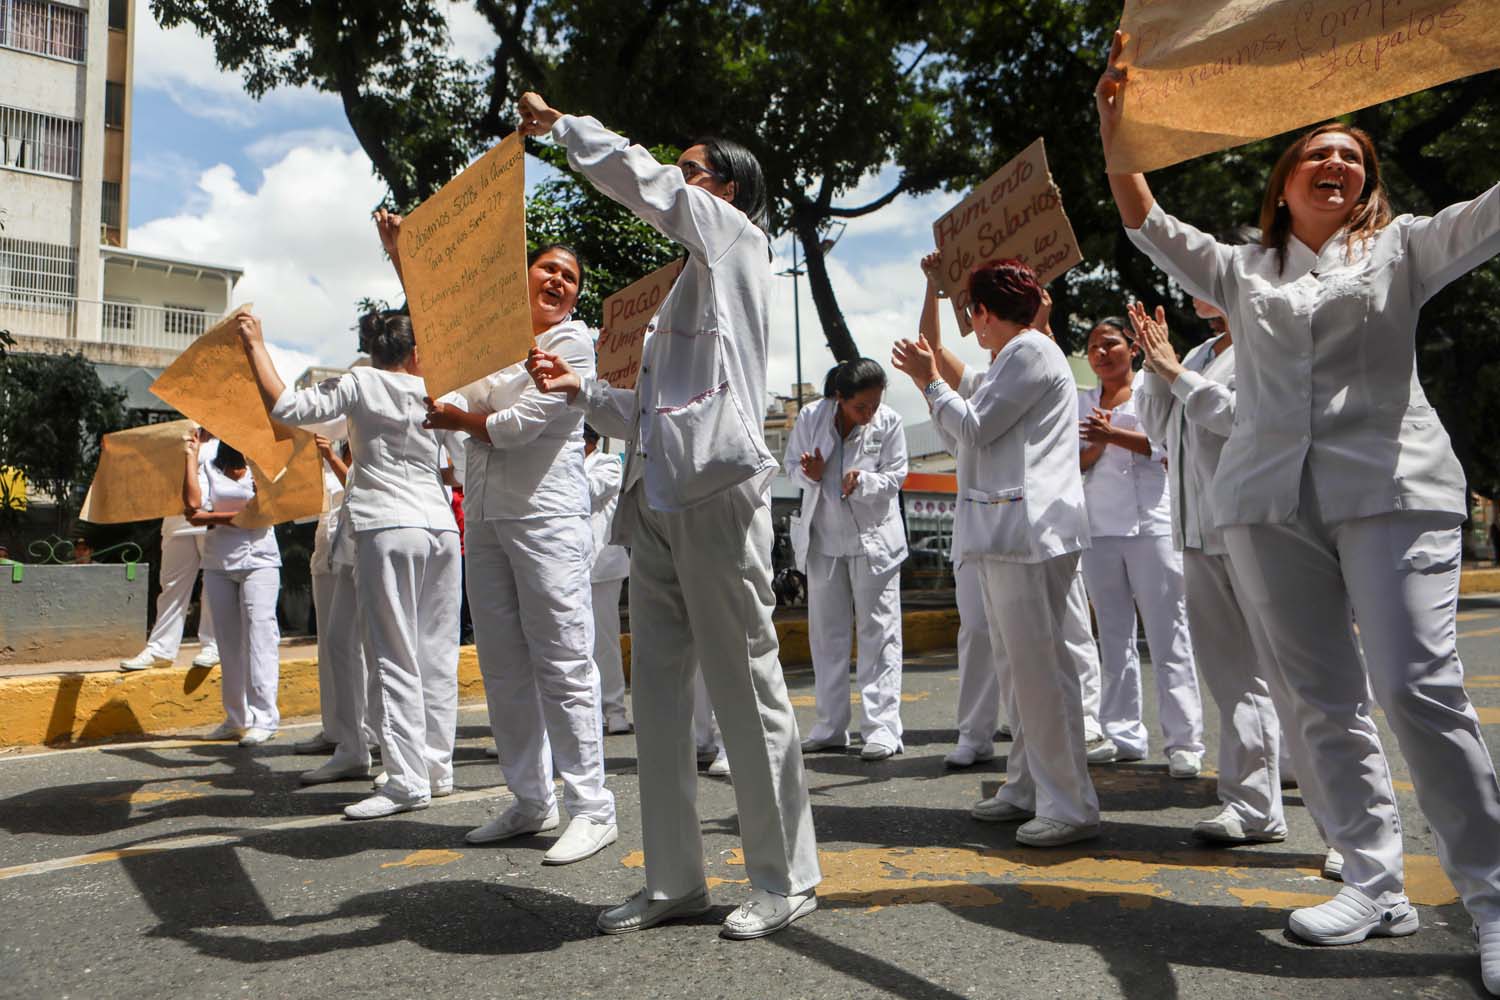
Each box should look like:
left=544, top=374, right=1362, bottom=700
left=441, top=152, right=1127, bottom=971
left=2, top=595, right=1498, bottom=1000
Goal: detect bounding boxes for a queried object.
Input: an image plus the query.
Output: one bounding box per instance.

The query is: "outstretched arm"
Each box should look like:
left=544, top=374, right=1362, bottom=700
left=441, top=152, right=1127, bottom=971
left=1097, top=30, right=1155, bottom=230
left=235, top=313, right=286, bottom=412
left=918, top=251, right=969, bottom=391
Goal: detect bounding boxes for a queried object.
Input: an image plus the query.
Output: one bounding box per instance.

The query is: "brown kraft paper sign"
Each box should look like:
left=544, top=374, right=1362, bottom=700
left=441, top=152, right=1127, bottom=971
left=596, top=259, right=686, bottom=390
left=80, top=419, right=197, bottom=524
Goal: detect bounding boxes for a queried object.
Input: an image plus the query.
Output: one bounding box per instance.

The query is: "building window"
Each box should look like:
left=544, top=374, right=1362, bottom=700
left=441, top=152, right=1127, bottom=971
left=107, top=0, right=125, bottom=30
left=0, top=237, right=78, bottom=303
left=0, top=0, right=86, bottom=61
left=0, top=104, right=83, bottom=178
left=102, top=299, right=135, bottom=331
left=101, top=181, right=121, bottom=229
left=163, top=304, right=208, bottom=337
left=104, top=81, right=125, bottom=128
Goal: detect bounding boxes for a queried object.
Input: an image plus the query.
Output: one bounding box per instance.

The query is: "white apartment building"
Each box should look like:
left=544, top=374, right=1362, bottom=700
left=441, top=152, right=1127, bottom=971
left=0, top=0, right=240, bottom=379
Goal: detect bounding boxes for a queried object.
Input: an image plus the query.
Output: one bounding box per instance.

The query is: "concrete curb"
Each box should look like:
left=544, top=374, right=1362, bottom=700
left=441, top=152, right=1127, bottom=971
left=0, top=608, right=962, bottom=749
left=1461, top=567, right=1500, bottom=594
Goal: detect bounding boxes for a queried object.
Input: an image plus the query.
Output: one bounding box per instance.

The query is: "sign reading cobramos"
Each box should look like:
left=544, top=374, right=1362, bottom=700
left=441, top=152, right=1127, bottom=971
left=931, top=138, right=1081, bottom=335
left=596, top=259, right=686, bottom=390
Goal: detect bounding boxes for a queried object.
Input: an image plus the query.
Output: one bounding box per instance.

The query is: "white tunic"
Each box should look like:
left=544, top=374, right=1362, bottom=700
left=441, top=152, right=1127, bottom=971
left=1077, top=372, right=1169, bottom=539
left=554, top=114, right=776, bottom=523
left=1125, top=184, right=1500, bottom=526
left=270, top=367, right=458, bottom=534
left=162, top=439, right=219, bottom=538
left=586, top=449, right=630, bottom=583
left=927, top=330, right=1089, bottom=564
left=201, top=464, right=280, bottom=572
left=310, top=467, right=346, bottom=575
left=785, top=398, right=909, bottom=575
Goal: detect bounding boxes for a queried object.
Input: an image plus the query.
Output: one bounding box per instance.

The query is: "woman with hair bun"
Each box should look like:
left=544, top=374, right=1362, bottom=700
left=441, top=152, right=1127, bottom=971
left=787, top=358, right=909, bottom=761
left=237, top=308, right=462, bottom=821
left=893, top=257, right=1098, bottom=848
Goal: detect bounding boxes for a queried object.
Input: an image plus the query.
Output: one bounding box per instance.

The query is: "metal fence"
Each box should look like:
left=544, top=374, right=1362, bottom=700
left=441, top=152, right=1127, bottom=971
left=0, top=103, right=83, bottom=178
left=0, top=295, right=218, bottom=352
left=0, top=0, right=86, bottom=62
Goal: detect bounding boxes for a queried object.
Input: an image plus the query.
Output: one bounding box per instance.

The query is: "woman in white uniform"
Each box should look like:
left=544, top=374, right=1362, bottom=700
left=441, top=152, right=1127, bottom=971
left=585, top=424, right=632, bottom=735
left=1099, top=39, right=1500, bottom=988
left=1078, top=318, right=1206, bottom=777
left=893, top=257, right=1098, bottom=848
left=183, top=439, right=281, bottom=746
left=421, top=243, right=618, bottom=866
left=521, top=93, right=821, bottom=939
left=788, top=359, right=909, bottom=762
left=239, top=310, right=462, bottom=820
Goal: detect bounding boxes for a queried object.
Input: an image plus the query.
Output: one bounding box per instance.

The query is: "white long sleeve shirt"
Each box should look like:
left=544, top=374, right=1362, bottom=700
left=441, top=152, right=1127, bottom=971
left=270, top=367, right=458, bottom=535
left=586, top=449, right=630, bottom=583
left=458, top=319, right=594, bottom=522
left=926, top=330, right=1089, bottom=564
left=1136, top=336, right=1237, bottom=555
left=1078, top=372, right=1170, bottom=539
left=201, top=464, right=280, bottom=572
left=553, top=114, right=776, bottom=529
left=1126, top=183, right=1500, bottom=526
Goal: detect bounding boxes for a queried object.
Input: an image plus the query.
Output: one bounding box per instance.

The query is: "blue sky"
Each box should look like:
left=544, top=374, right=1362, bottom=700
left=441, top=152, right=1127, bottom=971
left=126, top=1, right=1000, bottom=425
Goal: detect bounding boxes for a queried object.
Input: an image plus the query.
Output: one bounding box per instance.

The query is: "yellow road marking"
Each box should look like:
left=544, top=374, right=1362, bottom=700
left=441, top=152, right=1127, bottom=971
left=1459, top=626, right=1500, bottom=639
left=92, top=780, right=215, bottom=807
left=380, top=849, right=463, bottom=869
left=1479, top=707, right=1500, bottom=725
left=789, top=691, right=931, bottom=709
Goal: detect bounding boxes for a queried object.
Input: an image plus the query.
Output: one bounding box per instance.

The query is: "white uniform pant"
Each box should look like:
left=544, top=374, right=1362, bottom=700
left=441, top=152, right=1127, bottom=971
left=357, top=528, right=460, bottom=804
left=693, top=670, right=723, bottom=757
left=624, top=488, right=820, bottom=899
left=146, top=533, right=216, bottom=660
left=805, top=552, right=904, bottom=751
left=980, top=553, right=1099, bottom=827
left=591, top=577, right=629, bottom=725
left=1182, top=549, right=1286, bottom=835
left=467, top=516, right=615, bottom=824
left=1064, top=566, right=1104, bottom=742
left=1082, top=534, right=1205, bottom=757
left=202, top=567, right=279, bottom=731
left=1226, top=501, right=1500, bottom=923
left=313, top=565, right=370, bottom=764
left=954, top=558, right=1001, bottom=752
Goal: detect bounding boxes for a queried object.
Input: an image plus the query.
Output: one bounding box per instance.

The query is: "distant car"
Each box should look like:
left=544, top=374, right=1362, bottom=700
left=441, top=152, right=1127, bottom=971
left=908, top=535, right=951, bottom=567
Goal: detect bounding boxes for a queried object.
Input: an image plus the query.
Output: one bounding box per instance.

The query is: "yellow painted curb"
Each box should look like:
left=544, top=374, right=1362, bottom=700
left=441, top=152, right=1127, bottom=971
left=0, top=609, right=962, bottom=749
left=1461, top=567, right=1500, bottom=595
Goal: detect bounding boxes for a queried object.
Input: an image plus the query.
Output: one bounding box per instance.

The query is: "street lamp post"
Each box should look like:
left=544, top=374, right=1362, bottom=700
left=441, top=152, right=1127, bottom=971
left=776, top=222, right=845, bottom=415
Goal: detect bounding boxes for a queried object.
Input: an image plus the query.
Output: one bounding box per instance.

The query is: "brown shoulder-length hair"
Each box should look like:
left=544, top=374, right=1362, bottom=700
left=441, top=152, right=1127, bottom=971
left=1258, top=122, right=1393, bottom=273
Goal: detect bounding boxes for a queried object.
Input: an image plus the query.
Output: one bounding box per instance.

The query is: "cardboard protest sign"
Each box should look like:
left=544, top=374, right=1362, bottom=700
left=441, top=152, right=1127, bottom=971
left=398, top=133, right=530, bottom=399
left=80, top=419, right=195, bottom=524
left=596, top=259, right=686, bottom=390
left=931, top=139, right=1082, bottom=334
left=232, top=428, right=327, bottom=529
left=149, top=304, right=296, bottom=480
left=1106, top=0, right=1500, bottom=174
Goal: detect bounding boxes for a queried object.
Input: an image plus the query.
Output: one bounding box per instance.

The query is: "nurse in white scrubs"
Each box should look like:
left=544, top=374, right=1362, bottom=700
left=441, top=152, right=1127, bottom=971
left=239, top=309, right=462, bottom=821
left=420, top=242, right=618, bottom=867
left=520, top=92, right=821, bottom=940
left=585, top=424, right=632, bottom=735
left=183, top=439, right=281, bottom=747
left=787, top=359, right=909, bottom=762
left=893, top=256, right=1098, bottom=848
left=1100, top=39, right=1500, bottom=987
left=1077, top=318, right=1205, bottom=778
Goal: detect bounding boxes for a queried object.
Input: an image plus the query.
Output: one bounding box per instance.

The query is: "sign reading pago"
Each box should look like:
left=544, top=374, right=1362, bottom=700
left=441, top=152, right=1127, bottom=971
left=596, top=258, right=686, bottom=390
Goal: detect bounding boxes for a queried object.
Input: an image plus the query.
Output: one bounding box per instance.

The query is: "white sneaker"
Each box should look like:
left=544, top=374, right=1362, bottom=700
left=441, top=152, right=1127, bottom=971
left=720, top=889, right=817, bottom=940
left=431, top=779, right=453, bottom=798
left=860, top=743, right=899, bottom=762
left=799, top=735, right=847, bottom=753
left=1085, top=737, right=1119, bottom=764
left=997, top=723, right=1013, bottom=740
left=542, top=817, right=619, bottom=865
left=191, top=647, right=220, bottom=668
left=605, top=715, right=633, bottom=735
left=238, top=727, right=276, bottom=747
left=291, top=732, right=336, bottom=755
left=1287, top=886, right=1419, bottom=945
left=372, top=770, right=388, bottom=788
left=119, top=650, right=170, bottom=672
left=202, top=720, right=243, bottom=741
left=465, top=803, right=560, bottom=844
left=1477, top=921, right=1500, bottom=996
left=299, top=758, right=372, bottom=785
left=597, top=886, right=712, bottom=935
left=1192, top=807, right=1286, bottom=845
left=343, top=793, right=429, bottom=821
left=970, top=795, right=1034, bottom=823
left=706, top=749, right=732, bottom=777
left=944, top=745, right=995, bottom=768
left=1016, top=816, right=1101, bottom=847
left=1168, top=749, right=1203, bottom=779
left=1322, top=848, right=1345, bottom=882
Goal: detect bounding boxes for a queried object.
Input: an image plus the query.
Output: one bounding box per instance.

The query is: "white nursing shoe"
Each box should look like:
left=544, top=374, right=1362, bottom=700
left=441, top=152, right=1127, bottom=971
left=1322, top=848, right=1345, bottom=882
left=342, top=793, right=428, bottom=821
left=465, top=803, right=560, bottom=844
left=542, top=817, right=618, bottom=865
left=1477, top=921, right=1500, bottom=996
left=720, top=889, right=817, bottom=940
left=597, top=886, right=712, bottom=935
left=1287, top=886, right=1418, bottom=945
left=945, top=745, right=995, bottom=768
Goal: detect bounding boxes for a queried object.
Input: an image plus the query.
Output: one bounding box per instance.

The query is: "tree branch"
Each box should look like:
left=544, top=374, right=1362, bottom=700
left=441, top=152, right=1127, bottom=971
left=828, top=179, right=912, bottom=219
left=617, top=0, right=683, bottom=74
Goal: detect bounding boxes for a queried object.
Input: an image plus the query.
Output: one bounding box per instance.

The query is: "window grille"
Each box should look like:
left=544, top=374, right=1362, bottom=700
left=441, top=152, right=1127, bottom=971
left=107, top=0, right=124, bottom=30
left=0, top=237, right=78, bottom=302
left=101, top=181, right=121, bottom=229
left=0, top=0, right=86, bottom=61
left=102, top=299, right=135, bottom=331
left=0, top=104, right=83, bottom=178
left=105, top=81, right=125, bottom=128
left=163, top=305, right=207, bottom=337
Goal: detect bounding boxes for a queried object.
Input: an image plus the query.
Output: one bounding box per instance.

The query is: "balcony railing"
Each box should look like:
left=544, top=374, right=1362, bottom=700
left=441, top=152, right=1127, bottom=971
left=0, top=294, right=219, bottom=353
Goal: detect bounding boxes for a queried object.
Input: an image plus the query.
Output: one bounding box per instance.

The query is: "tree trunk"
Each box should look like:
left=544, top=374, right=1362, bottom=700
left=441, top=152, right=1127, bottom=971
left=792, top=211, right=861, bottom=364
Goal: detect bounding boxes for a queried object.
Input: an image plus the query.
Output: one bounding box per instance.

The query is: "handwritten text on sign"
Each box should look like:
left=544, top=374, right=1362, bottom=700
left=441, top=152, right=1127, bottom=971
left=596, top=259, right=686, bottom=390
left=1107, top=0, right=1500, bottom=174
left=398, top=133, right=530, bottom=398
left=931, top=138, right=1081, bottom=335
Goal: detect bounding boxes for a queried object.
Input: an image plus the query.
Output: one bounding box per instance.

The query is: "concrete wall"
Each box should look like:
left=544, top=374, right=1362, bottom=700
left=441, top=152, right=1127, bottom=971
left=0, top=563, right=147, bottom=665
left=0, top=171, right=78, bottom=244
left=0, top=46, right=86, bottom=119
left=103, top=261, right=234, bottom=312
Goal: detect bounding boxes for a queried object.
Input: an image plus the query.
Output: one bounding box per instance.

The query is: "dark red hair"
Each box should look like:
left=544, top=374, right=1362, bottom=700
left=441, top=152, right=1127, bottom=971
left=968, top=258, right=1042, bottom=326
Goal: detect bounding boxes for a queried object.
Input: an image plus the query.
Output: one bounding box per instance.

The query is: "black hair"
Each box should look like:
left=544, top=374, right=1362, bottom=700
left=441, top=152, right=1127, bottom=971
left=582, top=423, right=600, bottom=443
left=1089, top=316, right=1142, bottom=371
left=358, top=309, right=416, bottom=368
left=213, top=442, right=248, bottom=473
left=828, top=358, right=887, bottom=400
left=692, top=137, right=769, bottom=233
left=528, top=243, right=587, bottom=297
left=1216, top=224, right=1262, bottom=248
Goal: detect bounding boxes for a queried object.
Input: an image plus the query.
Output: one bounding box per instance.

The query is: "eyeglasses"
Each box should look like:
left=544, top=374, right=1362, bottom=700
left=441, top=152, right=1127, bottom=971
left=679, top=160, right=726, bottom=183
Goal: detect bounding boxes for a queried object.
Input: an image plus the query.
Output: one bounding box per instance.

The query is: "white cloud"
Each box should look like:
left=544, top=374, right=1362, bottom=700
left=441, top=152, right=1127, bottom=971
left=443, top=1, right=499, bottom=62
left=130, top=145, right=403, bottom=370
left=245, top=128, right=359, bottom=165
